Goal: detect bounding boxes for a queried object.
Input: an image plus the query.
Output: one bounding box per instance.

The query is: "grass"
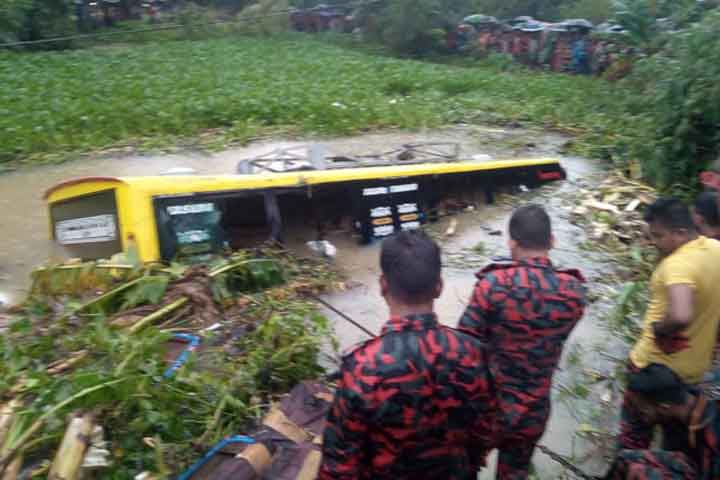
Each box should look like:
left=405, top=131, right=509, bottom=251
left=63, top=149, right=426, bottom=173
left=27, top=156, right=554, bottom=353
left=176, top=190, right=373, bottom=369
left=0, top=33, right=630, bottom=167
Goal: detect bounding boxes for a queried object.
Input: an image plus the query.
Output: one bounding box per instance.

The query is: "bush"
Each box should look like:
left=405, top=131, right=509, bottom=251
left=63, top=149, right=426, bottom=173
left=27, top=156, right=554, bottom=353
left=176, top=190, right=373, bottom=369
left=0, top=0, right=74, bottom=49
left=236, top=0, right=290, bottom=35
left=0, top=0, right=31, bottom=43
left=625, top=11, right=720, bottom=193
left=375, top=0, right=438, bottom=54
left=557, top=0, right=613, bottom=25
left=177, top=3, right=217, bottom=39
left=367, top=0, right=476, bottom=55
left=480, top=51, right=524, bottom=72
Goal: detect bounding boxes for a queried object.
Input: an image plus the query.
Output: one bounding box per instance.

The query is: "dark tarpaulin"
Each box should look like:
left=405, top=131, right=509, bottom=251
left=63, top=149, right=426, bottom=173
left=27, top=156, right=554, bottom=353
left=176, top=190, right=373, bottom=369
left=188, top=381, right=333, bottom=480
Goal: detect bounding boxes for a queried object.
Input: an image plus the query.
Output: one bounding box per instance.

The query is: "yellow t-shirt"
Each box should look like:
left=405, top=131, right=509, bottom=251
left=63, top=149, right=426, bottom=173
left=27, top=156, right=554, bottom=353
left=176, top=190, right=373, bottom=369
left=630, top=236, right=720, bottom=383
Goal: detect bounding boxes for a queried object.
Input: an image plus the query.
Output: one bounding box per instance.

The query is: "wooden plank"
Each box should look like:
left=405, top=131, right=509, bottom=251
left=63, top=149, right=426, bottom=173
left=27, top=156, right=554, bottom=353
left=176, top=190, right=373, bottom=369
left=263, top=407, right=310, bottom=444
left=295, top=449, right=322, bottom=480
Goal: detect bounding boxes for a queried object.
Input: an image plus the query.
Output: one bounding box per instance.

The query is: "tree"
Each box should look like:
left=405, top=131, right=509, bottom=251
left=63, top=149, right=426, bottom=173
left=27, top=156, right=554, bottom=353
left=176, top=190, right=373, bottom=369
left=471, top=0, right=562, bottom=21
left=558, top=0, right=613, bottom=24
left=0, top=0, right=32, bottom=41
left=612, top=0, right=708, bottom=45
left=364, top=0, right=477, bottom=54
left=627, top=10, right=720, bottom=193
left=2, top=0, right=74, bottom=46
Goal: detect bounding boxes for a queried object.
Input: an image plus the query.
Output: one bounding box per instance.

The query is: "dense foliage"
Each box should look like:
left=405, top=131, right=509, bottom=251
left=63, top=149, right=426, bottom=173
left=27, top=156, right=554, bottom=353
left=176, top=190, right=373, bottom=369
left=0, top=0, right=73, bottom=46
left=622, top=10, right=720, bottom=194
left=0, top=250, right=336, bottom=476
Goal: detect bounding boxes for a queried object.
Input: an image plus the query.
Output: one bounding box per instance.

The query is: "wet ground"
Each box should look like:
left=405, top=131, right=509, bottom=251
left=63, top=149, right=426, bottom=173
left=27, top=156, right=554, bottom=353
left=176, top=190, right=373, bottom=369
left=0, top=125, right=617, bottom=477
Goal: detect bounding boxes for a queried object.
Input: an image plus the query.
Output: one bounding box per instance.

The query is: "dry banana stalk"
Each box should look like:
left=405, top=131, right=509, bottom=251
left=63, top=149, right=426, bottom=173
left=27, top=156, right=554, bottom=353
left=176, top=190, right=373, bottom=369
left=49, top=412, right=95, bottom=480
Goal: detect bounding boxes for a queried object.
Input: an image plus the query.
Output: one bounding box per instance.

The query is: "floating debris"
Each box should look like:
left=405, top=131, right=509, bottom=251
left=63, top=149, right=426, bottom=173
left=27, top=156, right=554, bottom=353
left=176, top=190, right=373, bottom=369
left=445, top=218, right=459, bottom=236
left=569, top=173, right=656, bottom=247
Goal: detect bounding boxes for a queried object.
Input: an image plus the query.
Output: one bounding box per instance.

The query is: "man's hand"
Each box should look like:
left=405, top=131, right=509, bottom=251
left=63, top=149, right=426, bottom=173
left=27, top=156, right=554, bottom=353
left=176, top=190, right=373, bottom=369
left=653, top=329, right=690, bottom=354
left=651, top=283, right=693, bottom=354
left=700, top=171, right=720, bottom=190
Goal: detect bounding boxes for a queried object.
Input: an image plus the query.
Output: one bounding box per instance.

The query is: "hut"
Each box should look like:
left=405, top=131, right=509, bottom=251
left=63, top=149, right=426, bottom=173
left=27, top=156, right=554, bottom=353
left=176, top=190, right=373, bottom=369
left=462, top=15, right=500, bottom=53
left=514, top=21, right=546, bottom=65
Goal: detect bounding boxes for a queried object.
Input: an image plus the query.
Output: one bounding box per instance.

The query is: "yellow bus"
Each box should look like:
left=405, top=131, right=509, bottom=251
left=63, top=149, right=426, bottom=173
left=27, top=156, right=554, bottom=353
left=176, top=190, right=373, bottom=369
left=45, top=144, right=566, bottom=263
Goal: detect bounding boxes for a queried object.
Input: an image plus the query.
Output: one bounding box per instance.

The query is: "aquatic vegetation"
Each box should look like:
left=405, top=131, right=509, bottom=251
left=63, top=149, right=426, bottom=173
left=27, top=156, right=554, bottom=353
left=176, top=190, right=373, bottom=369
left=0, top=35, right=623, bottom=166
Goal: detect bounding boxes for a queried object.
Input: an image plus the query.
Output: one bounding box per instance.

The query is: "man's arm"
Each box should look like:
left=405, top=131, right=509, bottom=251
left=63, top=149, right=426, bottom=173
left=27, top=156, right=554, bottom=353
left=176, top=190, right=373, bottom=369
left=468, top=374, right=498, bottom=469
left=318, top=373, right=369, bottom=480
left=458, top=276, right=496, bottom=336
left=653, top=284, right=694, bottom=337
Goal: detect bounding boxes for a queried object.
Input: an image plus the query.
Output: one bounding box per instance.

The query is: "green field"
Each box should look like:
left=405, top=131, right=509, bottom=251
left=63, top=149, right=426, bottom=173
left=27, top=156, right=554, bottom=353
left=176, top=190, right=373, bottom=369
left=0, top=35, right=627, bottom=167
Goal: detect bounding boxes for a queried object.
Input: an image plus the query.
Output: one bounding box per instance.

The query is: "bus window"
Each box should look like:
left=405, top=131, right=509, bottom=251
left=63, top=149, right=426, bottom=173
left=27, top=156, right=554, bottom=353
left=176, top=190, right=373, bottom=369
left=50, top=189, right=122, bottom=260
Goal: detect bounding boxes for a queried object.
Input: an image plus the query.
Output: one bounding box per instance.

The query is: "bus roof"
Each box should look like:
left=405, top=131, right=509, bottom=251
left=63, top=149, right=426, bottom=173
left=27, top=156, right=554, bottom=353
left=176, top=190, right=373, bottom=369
left=45, top=157, right=561, bottom=203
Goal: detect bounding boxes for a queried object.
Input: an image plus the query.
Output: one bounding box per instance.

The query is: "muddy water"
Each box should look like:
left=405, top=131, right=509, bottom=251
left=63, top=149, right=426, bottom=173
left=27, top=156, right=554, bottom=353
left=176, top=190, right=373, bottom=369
left=316, top=143, right=616, bottom=477
left=0, top=126, right=613, bottom=476
left=0, top=125, right=570, bottom=304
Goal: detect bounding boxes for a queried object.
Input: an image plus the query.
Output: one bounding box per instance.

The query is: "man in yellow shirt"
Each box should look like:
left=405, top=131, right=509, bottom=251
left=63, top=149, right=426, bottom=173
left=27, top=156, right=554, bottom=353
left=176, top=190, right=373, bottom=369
left=619, top=198, right=720, bottom=449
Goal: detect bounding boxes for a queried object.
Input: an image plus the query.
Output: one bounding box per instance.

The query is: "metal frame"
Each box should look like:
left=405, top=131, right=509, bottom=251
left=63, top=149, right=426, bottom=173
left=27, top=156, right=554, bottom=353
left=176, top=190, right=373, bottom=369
left=236, top=142, right=461, bottom=174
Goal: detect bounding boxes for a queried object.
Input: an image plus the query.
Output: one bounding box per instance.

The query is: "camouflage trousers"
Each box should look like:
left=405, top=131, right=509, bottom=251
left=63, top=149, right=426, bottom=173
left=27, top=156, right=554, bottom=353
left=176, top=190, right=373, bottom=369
left=605, top=449, right=696, bottom=480
left=494, top=388, right=550, bottom=480
left=619, top=357, right=719, bottom=450
left=619, top=363, right=660, bottom=450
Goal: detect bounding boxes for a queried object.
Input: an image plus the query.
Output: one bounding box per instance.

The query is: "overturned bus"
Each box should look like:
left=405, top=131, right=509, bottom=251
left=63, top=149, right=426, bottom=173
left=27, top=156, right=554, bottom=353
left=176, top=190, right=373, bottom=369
left=44, top=143, right=567, bottom=263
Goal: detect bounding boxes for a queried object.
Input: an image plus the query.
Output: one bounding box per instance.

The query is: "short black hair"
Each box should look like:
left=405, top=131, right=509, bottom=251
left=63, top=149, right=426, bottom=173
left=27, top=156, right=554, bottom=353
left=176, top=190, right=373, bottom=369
left=643, top=198, right=696, bottom=231
left=380, top=230, right=441, bottom=304
left=627, top=364, right=688, bottom=405
left=509, top=204, right=552, bottom=249
left=694, top=192, right=720, bottom=227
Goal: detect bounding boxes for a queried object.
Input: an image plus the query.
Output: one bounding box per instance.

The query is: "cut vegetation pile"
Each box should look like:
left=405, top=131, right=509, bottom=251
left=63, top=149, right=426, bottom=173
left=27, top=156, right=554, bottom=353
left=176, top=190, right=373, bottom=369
left=0, top=248, right=339, bottom=478
left=552, top=174, right=660, bottom=472
left=0, top=35, right=624, bottom=167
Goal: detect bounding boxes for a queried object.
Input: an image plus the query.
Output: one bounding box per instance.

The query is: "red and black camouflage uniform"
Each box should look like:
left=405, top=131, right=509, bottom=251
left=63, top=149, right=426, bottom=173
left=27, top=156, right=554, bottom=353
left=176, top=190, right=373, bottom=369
left=458, top=257, right=586, bottom=480
left=319, top=313, right=497, bottom=480
left=608, top=395, right=720, bottom=479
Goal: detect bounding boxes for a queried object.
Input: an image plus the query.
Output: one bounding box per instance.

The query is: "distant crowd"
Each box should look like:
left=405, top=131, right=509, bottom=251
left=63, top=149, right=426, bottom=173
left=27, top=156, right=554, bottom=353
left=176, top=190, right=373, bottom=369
left=290, top=6, right=633, bottom=78
left=448, top=17, right=631, bottom=77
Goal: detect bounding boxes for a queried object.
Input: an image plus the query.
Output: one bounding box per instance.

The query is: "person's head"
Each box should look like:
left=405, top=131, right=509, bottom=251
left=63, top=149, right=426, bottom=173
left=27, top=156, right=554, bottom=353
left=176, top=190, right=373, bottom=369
left=380, top=230, right=442, bottom=308
left=508, top=204, right=553, bottom=259
left=643, top=198, right=697, bottom=256
left=625, top=364, right=693, bottom=426
left=692, top=191, right=720, bottom=238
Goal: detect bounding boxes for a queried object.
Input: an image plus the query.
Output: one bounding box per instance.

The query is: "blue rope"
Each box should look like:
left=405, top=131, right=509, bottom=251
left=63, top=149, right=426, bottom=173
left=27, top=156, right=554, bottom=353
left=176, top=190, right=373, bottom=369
left=163, top=333, right=201, bottom=379
left=177, top=435, right=256, bottom=480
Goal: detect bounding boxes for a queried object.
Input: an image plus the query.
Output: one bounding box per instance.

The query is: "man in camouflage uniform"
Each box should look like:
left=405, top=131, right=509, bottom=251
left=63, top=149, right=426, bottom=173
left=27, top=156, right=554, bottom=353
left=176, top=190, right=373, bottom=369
left=458, top=204, right=587, bottom=479
left=607, top=364, right=720, bottom=479
left=319, top=230, right=497, bottom=480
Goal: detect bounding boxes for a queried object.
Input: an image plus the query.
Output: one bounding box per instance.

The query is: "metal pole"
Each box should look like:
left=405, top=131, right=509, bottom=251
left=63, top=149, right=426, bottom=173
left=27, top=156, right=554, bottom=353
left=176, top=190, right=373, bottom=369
left=536, top=445, right=598, bottom=480
left=306, top=294, right=377, bottom=339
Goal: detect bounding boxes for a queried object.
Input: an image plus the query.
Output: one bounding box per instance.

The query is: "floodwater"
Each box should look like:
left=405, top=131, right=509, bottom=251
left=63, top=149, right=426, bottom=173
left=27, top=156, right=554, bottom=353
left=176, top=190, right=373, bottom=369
left=0, top=125, right=616, bottom=477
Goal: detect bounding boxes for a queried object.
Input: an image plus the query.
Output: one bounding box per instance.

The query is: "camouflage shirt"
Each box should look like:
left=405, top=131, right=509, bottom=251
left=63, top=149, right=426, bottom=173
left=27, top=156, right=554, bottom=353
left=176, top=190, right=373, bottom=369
left=459, top=257, right=586, bottom=397
left=319, top=313, right=497, bottom=480
left=458, top=257, right=586, bottom=479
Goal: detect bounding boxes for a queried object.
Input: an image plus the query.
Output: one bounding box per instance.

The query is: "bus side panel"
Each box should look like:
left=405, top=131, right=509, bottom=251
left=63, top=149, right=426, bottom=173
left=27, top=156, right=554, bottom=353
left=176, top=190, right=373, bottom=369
left=125, top=190, right=162, bottom=263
